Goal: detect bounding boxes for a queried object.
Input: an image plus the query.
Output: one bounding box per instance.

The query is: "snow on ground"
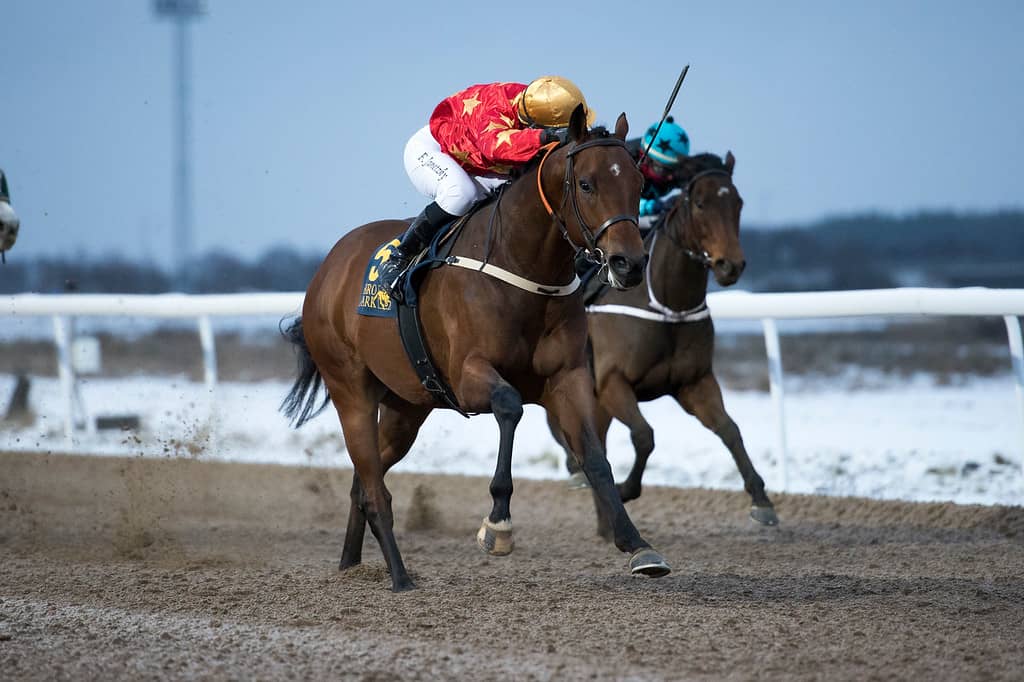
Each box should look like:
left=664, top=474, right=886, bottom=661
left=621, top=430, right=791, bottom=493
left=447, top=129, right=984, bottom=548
left=2, top=373, right=1021, bottom=507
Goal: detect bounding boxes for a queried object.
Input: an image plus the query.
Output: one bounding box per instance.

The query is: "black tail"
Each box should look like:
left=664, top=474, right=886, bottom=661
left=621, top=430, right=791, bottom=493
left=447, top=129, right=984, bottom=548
left=280, top=317, right=330, bottom=428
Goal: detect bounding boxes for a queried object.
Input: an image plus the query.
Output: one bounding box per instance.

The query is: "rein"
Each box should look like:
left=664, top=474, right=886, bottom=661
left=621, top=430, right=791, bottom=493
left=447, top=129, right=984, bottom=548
left=587, top=167, right=733, bottom=324
left=440, top=136, right=640, bottom=298
left=587, top=228, right=709, bottom=324
left=663, top=168, right=732, bottom=268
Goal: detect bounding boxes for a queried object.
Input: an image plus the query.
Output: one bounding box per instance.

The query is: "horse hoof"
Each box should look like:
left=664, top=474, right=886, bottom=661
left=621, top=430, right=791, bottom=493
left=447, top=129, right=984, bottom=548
left=391, top=577, right=416, bottom=593
left=338, top=553, right=362, bottom=571
left=567, top=471, right=590, bottom=490
left=476, top=517, right=514, bottom=556
left=750, top=505, right=779, bottom=526
left=629, top=548, right=671, bottom=578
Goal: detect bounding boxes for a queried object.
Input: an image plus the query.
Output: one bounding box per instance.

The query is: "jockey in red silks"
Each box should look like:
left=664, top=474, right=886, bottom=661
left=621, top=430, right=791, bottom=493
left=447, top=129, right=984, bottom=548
left=378, top=76, right=596, bottom=291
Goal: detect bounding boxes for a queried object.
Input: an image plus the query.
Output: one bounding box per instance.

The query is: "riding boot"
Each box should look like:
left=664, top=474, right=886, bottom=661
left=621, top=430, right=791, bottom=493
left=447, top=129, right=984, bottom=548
left=378, top=202, right=457, bottom=296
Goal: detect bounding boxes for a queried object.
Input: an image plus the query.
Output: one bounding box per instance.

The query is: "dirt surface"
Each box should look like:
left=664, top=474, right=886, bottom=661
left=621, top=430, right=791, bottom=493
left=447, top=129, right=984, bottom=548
left=1, top=451, right=1022, bottom=680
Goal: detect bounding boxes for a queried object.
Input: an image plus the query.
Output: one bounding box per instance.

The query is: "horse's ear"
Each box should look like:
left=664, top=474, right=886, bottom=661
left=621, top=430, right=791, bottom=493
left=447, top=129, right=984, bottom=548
left=568, top=104, right=588, bottom=142
left=613, top=113, right=628, bottom=141
left=725, top=151, right=736, bottom=175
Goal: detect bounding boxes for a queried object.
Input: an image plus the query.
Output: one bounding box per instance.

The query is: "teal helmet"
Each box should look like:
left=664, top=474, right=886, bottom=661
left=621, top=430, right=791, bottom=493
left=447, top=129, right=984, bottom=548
left=642, top=116, right=690, bottom=166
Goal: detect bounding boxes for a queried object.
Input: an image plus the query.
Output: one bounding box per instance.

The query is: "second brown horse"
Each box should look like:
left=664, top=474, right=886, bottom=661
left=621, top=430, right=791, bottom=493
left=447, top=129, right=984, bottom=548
left=553, top=152, right=779, bottom=538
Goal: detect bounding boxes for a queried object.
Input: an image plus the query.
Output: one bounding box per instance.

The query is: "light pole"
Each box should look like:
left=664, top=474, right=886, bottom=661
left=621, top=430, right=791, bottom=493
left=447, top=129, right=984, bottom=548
left=154, top=0, right=205, bottom=291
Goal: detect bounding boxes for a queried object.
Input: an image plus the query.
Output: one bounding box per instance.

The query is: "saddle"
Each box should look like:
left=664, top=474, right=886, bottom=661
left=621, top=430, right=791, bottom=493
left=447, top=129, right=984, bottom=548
left=356, top=206, right=486, bottom=417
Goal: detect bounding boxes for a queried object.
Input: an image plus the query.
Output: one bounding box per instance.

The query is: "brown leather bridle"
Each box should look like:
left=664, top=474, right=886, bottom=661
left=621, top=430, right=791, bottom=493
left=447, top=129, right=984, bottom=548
left=536, top=139, right=640, bottom=266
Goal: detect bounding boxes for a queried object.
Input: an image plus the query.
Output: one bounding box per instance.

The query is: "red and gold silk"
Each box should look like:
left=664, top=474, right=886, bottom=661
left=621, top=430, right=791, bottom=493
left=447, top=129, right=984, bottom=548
left=429, top=82, right=545, bottom=176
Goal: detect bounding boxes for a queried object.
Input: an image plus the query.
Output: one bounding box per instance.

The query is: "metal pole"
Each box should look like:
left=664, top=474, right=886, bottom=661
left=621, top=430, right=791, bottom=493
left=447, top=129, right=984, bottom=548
left=174, top=16, right=194, bottom=291
left=762, top=318, right=788, bottom=491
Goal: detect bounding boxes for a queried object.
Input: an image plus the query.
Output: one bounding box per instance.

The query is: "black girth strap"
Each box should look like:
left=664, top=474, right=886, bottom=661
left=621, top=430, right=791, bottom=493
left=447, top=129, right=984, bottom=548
left=396, top=302, right=469, bottom=417
left=394, top=218, right=472, bottom=417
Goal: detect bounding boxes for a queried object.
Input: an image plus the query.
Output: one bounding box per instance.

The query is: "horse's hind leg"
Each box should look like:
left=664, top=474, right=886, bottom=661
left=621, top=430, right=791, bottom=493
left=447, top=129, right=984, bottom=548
left=331, top=390, right=415, bottom=592
left=597, top=372, right=654, bottom=504
left=339, top=472, right=368, bottom=571
left=677, top=372, right=779, bottom=526
left=339, top=402, right=431, bottom=571
left=549, top=410, right=596, bottom=490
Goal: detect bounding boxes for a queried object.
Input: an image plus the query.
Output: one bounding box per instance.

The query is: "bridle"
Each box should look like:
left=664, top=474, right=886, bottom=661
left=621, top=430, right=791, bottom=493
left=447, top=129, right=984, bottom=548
left=536, top=138, right=639, bottom=268
left=661, top=168, right=733, bottom=269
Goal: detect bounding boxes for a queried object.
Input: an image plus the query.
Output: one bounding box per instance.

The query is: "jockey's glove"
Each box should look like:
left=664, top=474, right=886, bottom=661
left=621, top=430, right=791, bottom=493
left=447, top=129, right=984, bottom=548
left=639, top=197, right=664, bottom=217
left=541, top=127, right=569, bottom=145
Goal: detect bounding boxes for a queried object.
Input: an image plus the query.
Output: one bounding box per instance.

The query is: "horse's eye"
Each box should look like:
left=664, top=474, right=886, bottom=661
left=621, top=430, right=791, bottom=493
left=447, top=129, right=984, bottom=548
left=578, top=179, right=593, bottom=193
left=695, top=200, right=705, bottom=210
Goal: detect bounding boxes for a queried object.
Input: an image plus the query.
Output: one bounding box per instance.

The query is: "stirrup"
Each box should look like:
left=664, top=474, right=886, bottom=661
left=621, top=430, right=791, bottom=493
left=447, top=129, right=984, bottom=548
left=379, top=257, right=412, bottom=301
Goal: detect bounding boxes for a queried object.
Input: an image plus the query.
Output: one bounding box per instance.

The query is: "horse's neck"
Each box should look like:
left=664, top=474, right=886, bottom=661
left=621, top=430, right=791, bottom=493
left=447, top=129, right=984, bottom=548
left=461, top=177, right=576, bottom=286
left=649, top=213, right=708, bottom=312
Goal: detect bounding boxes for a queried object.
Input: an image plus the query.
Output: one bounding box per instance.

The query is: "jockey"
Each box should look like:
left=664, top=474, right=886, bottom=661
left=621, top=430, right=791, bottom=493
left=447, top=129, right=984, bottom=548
left=0, top=169, right=19, bottom=261
left=626, top=116, right=690, bottom=225
left=379, top=76, right=596, bottom=292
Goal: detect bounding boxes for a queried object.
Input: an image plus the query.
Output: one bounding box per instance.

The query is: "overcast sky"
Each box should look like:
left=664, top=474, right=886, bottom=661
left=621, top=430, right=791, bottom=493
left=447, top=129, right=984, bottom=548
left=2, top=0, right=1022, bottom=268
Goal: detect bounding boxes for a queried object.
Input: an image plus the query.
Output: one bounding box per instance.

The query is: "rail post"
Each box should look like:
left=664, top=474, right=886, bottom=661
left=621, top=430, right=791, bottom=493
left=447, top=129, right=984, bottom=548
left=761, top=318, right=789, bottom=491
left=52, top=315, right=74, bottom=445
left=1004, top=315, right=1024, bottom=461
left=197, top=315, right=217, bottom=391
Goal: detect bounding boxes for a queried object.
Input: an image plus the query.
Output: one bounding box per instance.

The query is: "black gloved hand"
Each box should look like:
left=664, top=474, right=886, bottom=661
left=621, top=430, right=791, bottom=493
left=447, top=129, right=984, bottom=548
left=540, top=127, right=569, bottom=145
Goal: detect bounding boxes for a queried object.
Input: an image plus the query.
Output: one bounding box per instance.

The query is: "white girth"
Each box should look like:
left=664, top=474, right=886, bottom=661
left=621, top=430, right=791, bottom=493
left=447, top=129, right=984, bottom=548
left=444, top=255, right=581, bottom=297
left=586, top=230, right=710, bottom=323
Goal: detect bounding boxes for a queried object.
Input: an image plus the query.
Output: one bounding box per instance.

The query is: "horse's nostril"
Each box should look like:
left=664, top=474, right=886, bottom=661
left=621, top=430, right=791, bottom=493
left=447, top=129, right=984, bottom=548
left=714, top=259, right=734, bottom=276
left=609, top=255, right=632, bottom=275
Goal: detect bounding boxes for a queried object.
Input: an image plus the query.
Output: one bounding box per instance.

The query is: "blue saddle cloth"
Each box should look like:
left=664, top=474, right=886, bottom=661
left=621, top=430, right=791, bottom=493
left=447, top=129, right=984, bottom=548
left=355, top=219, right=462, bottom=317
left=355, top=238, right=401, bottom=318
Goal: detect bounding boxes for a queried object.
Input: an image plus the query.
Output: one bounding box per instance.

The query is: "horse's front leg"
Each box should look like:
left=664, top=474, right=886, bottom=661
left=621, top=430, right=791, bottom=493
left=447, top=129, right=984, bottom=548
left=677, top=372, right=779, bottom=526
left=544, top=367, right=671, bottom=577
left=459, top=358, right=521, bottom=556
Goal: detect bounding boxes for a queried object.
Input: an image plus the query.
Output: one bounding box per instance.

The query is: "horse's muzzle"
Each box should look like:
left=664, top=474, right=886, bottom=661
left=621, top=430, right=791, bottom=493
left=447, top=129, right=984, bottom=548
left=712, top=258, right=746, bottom=286
left=607, top=254, right=645, bottom=290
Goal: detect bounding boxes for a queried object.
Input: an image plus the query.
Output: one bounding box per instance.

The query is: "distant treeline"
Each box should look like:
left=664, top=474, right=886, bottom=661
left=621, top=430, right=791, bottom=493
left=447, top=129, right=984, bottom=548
left=2, top=211, right=1022, bottom=294
left=739, top=210, right=1024, bottom=291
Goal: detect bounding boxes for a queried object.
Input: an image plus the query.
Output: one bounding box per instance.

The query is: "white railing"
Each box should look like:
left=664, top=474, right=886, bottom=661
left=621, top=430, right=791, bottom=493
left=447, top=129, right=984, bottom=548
left=4, top=288, right=1024, bottom=488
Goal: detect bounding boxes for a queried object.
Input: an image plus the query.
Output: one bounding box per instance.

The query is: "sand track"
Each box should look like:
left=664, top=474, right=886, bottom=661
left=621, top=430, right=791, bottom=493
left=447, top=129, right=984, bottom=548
left=1, top=451, right=1022, bottom=680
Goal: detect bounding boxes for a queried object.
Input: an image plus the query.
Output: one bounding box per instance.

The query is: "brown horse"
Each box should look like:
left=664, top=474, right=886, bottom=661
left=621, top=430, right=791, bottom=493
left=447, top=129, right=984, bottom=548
left=282, top=107, right=672, bottom=591
left=552, top=152, right=778, bottom=538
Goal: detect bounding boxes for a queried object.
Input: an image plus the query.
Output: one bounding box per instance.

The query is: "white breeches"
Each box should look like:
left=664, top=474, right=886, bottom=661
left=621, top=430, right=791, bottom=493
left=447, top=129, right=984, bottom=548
left=403, top=125, right=506, bottom=216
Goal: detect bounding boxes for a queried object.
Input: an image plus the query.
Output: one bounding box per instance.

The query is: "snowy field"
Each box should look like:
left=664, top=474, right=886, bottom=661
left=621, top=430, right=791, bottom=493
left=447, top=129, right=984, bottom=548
left=2, top=372, right=1021, bottom=507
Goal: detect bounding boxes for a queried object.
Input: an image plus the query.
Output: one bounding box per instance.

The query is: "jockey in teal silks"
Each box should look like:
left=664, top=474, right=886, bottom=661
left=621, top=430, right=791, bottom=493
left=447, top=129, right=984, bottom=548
left=625, top=116, right=690, bottom=226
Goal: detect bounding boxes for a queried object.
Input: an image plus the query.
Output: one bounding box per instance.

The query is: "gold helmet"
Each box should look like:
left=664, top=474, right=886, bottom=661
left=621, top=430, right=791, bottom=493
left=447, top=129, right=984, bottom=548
left=517, top=76, right=596, bottom=129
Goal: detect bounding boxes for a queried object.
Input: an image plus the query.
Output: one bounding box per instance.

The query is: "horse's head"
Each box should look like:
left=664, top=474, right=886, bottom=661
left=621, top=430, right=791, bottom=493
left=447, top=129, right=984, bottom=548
left=671, top=152, right=745, bottom=286
left=541, top=106, right=646, bottom=289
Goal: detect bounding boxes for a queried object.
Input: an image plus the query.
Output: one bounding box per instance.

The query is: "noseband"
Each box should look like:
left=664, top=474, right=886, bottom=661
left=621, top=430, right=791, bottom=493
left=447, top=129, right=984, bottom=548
left=663, top=168, right=733, bottom=268
left=536, top=139, right=639, bottom=266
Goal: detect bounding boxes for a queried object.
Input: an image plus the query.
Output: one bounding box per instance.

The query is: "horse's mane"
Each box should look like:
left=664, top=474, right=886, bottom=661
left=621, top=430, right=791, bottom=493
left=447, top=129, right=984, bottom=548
left=507, top=126, right=613, bottom=182
left=675, top=153, right=730, bottom=185
left=460, top=127, right=614, bottom=215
